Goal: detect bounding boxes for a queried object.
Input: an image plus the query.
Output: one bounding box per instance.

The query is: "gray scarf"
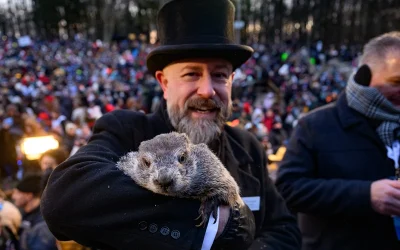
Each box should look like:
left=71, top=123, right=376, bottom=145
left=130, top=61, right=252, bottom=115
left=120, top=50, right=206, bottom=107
left=346, top=72, right=400, bottom=147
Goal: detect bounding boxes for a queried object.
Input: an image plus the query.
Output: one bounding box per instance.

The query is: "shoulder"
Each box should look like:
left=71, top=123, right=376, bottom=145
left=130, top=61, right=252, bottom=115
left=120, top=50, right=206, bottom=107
left=225, top=125, right=261, bottom=149
left=296, top=101, right=340, bottom=133
left=224, top=125, right=265, bottom=161
left=301, top=102, right=337, bottom=124
left=101, top=110, right=149, bottom=126
left=92, top=110, right=151, bottom=136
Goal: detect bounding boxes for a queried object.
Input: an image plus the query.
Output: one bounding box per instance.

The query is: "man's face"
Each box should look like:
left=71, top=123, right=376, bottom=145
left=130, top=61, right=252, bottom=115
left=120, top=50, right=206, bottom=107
left=156, top=58, right=234, bottom=144
left=40, top=155, right=58, bottom=171
left=12, top=189, right=32, bottom=209
left=370, top=52, right=400, bottom=107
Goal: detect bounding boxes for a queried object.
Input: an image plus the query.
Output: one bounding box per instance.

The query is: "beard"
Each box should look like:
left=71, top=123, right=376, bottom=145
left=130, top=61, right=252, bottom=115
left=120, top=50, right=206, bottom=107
left=167, top=96, right=232, bottom=145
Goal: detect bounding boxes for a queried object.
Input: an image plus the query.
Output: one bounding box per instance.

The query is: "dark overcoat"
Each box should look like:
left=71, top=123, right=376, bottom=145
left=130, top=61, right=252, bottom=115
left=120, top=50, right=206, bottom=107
left=276, top=93, right=400, bottom=250
left=41, top=101, right=300, bottom=250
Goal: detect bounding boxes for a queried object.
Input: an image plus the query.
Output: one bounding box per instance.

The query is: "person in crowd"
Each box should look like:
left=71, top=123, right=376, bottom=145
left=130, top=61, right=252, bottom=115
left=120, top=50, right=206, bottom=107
left=0, top=192, right=22, bottom=250
left=38, top=149, right=89, bottom=250
left=276, top=31, right=400, bottom=250
left=268, top=120, right=288, bottom=154
left=12, top=175, right=57, bottom=250
left=39, top=148, right=68, bottom=191
left=41, top=0, right=301, bottom=249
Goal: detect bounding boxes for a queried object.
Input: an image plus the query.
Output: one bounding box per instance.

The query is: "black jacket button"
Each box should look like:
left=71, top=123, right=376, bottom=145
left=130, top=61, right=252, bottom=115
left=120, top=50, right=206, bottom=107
left=171, top=230, right=180, bottom=239
left=138, top=221, right=147, bottom=231
left=160, top=226, right=170, bottom=236
left=149, top=223, right=158, bottom=233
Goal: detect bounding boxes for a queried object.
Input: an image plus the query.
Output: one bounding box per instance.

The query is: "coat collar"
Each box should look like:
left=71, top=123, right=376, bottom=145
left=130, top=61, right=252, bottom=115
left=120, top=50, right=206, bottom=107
left=336, top=92, right=386, bottom=152
left=153, top=98, right=175, bottom=133
left=224, top=125, right=254, bottom=165
left=336, top=92, right=365, bottom=129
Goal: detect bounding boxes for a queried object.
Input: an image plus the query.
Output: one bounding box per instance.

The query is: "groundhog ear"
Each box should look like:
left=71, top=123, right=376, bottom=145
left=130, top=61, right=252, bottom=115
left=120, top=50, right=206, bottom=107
left=196, top=143, right=208, bottom=149
left=140, top=156, right=152, bottom=168
left=180, top=133, right=191, bottom=144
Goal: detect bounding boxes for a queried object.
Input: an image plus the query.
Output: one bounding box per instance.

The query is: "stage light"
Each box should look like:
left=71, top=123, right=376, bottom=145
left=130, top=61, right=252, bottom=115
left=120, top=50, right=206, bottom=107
left=20, top=136, right=59, bottom=160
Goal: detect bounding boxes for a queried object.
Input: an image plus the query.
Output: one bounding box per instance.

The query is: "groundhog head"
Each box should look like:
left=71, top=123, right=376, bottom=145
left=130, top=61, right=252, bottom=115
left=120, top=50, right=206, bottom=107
left=132, top=132, right=202, bottom=196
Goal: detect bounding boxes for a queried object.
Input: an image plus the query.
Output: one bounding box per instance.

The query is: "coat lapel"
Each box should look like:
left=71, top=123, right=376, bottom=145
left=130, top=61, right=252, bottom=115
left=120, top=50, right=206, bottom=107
left=221, top=129, right=261, bottom=197
left=337, top=93, right=386, bottom=155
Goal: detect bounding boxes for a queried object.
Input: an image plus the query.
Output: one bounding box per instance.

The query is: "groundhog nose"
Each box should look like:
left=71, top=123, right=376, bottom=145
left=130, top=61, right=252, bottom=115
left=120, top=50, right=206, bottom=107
left=154, top=178, right=174, bottom=189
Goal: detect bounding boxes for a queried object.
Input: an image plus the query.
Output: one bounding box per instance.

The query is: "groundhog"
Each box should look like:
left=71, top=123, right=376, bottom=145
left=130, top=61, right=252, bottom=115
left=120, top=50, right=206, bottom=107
left=116, top=132, right=244, bottom=227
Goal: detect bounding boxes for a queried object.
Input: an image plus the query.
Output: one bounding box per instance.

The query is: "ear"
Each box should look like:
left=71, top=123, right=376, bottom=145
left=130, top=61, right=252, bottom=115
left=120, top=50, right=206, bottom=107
left=230, top=71, right=235, bottom=82
left=354, top=65, right=371, bottom=86
left=197, top=143, right=208, bottom=148
left=155, top=70, right=168, bottom=99
left=182, top=133, right=191, bottom=144
left=172, top=132, right=191, bottom=145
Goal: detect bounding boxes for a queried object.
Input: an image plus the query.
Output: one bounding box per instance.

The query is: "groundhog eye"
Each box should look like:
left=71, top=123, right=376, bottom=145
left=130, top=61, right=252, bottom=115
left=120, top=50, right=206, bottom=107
left=178, top=153, right=187, bottom=164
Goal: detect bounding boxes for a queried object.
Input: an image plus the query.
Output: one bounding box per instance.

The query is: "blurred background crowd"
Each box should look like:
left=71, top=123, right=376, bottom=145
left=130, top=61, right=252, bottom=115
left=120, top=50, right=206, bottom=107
left=0, top=36, right=357, bottom=184
left=0, top=36, right=358, bottom=248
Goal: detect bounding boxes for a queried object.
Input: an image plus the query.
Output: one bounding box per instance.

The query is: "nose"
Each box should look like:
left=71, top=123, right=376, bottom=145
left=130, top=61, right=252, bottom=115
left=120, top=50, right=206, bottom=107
left=154, top=176, right=174, bottom=189
left=197, top=75, right=215, bottom=99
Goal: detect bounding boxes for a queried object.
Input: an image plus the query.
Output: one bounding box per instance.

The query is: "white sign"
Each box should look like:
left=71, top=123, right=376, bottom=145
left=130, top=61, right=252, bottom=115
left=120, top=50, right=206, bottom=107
left=234, top=20, right=245, bottom=29
left=242, top=196, right=260, bottom=211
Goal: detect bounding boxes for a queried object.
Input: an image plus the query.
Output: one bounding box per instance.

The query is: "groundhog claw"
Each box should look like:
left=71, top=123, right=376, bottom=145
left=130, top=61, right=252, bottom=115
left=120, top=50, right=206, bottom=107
left=195, top=199, right=219, bottom=227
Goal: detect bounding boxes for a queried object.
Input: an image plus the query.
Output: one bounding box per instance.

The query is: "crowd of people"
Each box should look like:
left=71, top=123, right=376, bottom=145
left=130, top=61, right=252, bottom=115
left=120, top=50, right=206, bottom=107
left=0, top=34, right=360, bottom=249
left=0, top=35, right=359, bottom=177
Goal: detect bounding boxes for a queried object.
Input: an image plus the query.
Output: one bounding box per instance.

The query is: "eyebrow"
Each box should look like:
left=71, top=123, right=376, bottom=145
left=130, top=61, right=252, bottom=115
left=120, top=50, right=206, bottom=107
left=212, top=64, right=232, bottom=72
left=180, top=65, right=203, bottom=73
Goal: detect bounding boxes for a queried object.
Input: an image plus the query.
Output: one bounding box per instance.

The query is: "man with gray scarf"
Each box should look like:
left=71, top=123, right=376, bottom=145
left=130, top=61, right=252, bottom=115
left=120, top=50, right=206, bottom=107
left=276, top=31, right=400, bottom=250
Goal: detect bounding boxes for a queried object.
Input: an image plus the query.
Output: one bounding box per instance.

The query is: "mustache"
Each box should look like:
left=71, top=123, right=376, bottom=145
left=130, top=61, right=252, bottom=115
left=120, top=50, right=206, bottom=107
left=184, top=97, right=223, bottom=111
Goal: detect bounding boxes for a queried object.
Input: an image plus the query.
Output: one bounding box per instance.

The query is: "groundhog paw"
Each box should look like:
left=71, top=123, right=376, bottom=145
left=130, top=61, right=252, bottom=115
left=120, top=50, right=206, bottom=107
left=195, top=199, right=218, bottom=227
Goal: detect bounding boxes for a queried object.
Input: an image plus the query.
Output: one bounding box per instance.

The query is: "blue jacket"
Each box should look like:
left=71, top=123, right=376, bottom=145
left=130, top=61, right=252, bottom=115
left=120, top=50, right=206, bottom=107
left=19, top=206, right=57, bottom=250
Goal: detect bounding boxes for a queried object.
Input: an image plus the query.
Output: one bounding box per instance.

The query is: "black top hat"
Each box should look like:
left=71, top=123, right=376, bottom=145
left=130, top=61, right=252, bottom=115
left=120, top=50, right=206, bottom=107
left=146, top=0, right=254, bottom=74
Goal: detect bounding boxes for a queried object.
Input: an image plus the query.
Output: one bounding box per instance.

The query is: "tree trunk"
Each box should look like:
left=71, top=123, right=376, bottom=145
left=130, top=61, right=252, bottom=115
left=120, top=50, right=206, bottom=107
left=101, top=0, right=117, bottom=43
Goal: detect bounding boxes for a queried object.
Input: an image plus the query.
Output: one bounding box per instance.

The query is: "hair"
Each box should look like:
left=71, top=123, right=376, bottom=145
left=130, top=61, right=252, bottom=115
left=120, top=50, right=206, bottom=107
left=40, top=148, right=69, bottom=165
left=16, top=175, right=42, bottom=198
left=359, top=31, right=400, bottom=69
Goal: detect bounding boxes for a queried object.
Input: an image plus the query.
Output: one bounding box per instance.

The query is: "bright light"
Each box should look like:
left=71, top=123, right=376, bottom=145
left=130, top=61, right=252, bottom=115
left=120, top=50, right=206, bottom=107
left=20, top=136, right=59, bottom=160
left=150, top=30, right=157, bottom=44
left=306, top=16, right=314, bottom=32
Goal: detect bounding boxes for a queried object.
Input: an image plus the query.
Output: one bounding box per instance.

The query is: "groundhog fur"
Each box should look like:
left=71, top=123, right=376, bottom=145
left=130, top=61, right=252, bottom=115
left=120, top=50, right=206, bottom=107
left=116, top=132, right=244, bottom=227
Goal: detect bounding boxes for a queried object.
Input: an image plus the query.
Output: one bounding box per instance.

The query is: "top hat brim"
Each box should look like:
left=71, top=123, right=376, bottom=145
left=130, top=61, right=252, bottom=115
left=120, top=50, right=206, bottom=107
left=146, top=44, right=254, bottom=74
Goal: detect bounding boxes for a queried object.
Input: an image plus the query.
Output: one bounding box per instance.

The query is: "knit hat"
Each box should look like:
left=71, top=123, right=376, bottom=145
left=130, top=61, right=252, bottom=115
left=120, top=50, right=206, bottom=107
left=16, top=175, right=42, bottom=196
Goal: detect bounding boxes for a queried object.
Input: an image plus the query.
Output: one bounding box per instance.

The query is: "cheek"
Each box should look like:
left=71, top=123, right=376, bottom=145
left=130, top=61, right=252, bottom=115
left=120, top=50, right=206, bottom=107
left=377, top=85, right=400, bottom=97
left=179, top=166, right=188, bottom=177
left=167, top=82, right=196, bottom=105
left=214, top=84, right=231, bottom=103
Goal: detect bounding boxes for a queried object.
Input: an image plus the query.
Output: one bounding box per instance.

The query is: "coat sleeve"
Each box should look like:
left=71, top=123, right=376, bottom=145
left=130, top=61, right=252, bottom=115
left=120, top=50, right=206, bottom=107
left=275, top=118, right=373, bottom=217
left=41, top=111, right=207, bottom=250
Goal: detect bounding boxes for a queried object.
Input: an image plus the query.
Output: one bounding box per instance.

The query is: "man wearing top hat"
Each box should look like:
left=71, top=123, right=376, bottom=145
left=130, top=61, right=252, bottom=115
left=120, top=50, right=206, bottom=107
left=41, top=0, right=301, bottom=249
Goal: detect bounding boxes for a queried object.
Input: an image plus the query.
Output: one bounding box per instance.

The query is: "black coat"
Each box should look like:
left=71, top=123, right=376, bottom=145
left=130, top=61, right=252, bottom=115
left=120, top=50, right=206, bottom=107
left=41, top=102, right=300, bottom=250
left=276, top=93, right=400, bottom=250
